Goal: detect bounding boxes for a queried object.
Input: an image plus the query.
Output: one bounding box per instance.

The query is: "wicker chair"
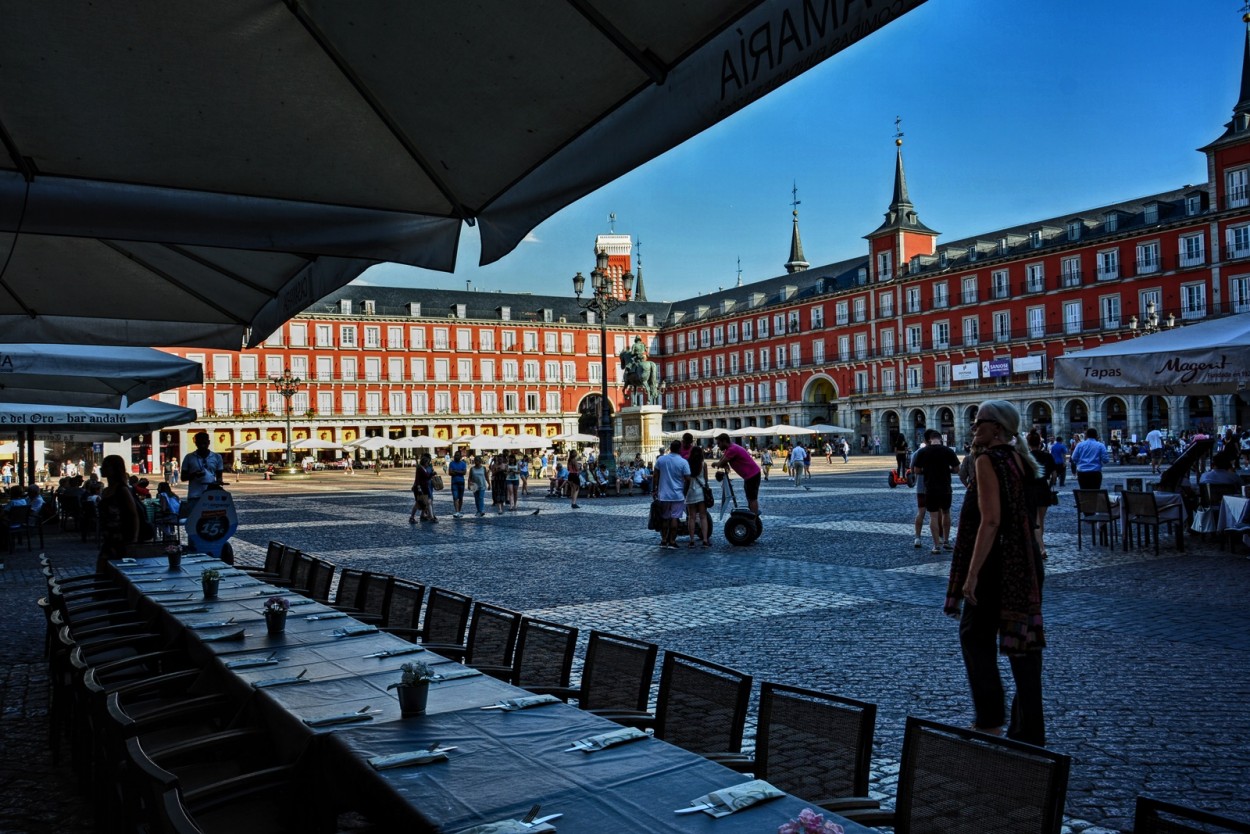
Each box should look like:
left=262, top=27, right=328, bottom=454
left=1133, top=796, right=1250, bottom=833
left=379, top=578, right=425, bottom=634
left=841, top=717, right=1070, bottom=834
left=574, top=630, right=658, bottom=716
left=512, top=617, right=578, bottom=693
left=1073, top=489, right=1120, bottom=549
left=300, top=558, right=335, bottom=603
left=438, top=601, right=521, bottom=670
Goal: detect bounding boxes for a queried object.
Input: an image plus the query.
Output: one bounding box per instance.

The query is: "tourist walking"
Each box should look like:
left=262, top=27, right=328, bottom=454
left=761, top=447, right=774, bottom=481
left=506, top=454, right=520, bottom=510
left=1048, top=437, right=1068, bottom=487
left=467, top=455, right=488, bottom=517
left=566, top=450, right=582, bottom=509
left=911, top=442, right=928, bottom=549
left=409, top=453, right=437, bottom=524
left=911, top=429, right=960, bottom=553
left=653, top=440, right=691, bottom=549
left=1070, top=428, right=1109, bottom=490
left=945, top=399, right=1046, bottom=746
left=790, top=443, right=808, bottom=486
left=490, top=455, right=508, bottom=514
left=684, top=446, right=712, bottom=548
left=447, top=450, right=467, bottom=518
left=839, top=437, right=850, bottom=463
left=893, top=434, right=910, bottom=477
left=1026, top=431, right=1059, bottom=560
left=1145, top=426, right=1165, bottom=475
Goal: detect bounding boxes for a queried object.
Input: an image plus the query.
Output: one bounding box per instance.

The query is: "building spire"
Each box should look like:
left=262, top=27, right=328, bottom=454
left=1200, top=8, right=1250, bottom=151
left=867, top=117, right=937, bottom=238
left=1239, top=5, right=1250, bottom=111
left=783, top=181, right=809, bottom=274
left=736, top=256, right=743, bottom=287
left=633, top=238, right=647, bottom=301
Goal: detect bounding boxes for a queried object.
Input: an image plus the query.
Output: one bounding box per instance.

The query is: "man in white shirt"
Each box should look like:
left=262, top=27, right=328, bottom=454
left=652, top=440, right=691, bottom=550
left=180, top=431, right=224, bottom=503
left=1145, top=427, right=1165, bottom=475
left=789, top=443, right=809, bottom=487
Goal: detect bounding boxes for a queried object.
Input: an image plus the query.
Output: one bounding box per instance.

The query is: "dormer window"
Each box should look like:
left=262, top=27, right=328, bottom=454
left=939, top=251, right=949, bottom=268
left=625, top=313, right=637, bottom=326
left=498, top=306, right=510, bottom=321
left=362, top=300, right=375, bottom=315
left=645, top=314, right=655, bottom=327
left=1067, top=221, right=1082, bottom=241
left=998, top=238, right=1008, bottom=255
left=408, top=302, right=421, bottom=317
left=1030, top=230, right=1042, bottom=249
left=454, top=304, right=467, bottom=319
left=857, top=267, right=868, bottom=284
left=1184, top=195, right=1201, bottom=217
left=339, top=299, right=352, bottom=315
left=1144, top=203, right=1160, bottom=223
left=1104, top=212, right=1119, bottom=233
left=910, top=255, right=921, bottom=273
left=967, top=246, right=977, bottom=262
left=541, top=308, right=553, bottom=322
left=585, top=310, right=597, bottom=325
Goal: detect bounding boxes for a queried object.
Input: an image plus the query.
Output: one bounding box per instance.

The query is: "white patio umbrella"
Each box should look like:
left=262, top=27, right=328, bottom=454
left=780, top=425, right=819, bottom=436
left=347, top=436, right=393, bottom=452
left=728, top=426, right=774, bottom=437
left=0, top=344, right=203, bottom=408
left=0, top=2, right=923, bottom=347
left=391, top=436, right=441, bottom=450
left=551, top=432, right=601, bottom=443
left=291, top=438, right=344, bottom=450
left=1053, top=313, right=1250, bottom=395
left=235, top=439, right=288, bottom=453
left=806, top=423, right=854, bottom=434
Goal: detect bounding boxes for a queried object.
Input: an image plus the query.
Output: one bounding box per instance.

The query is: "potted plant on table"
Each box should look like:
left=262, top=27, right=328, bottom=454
left=264, top=596, right=290, bottom=635
left=387, top=661, right=435, bottom=716
left=200, top=568, right=221, bottom=600
left=164, top=543, right=182, bottom=571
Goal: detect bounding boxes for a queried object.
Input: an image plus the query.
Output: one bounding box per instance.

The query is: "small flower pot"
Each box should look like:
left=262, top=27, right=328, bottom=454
left=201, top=578, right=220, bottom=600
left=396, top=682, right=430, bottom=716
left=166, top=551, right=182, bottom=571
left=265, top=611, right=287, bottom=636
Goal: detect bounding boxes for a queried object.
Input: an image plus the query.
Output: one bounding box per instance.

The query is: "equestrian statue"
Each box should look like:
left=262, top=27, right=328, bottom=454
left=619, top=336, right=660, bottom=406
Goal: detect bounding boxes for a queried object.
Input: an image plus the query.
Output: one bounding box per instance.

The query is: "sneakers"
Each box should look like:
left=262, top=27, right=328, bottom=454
left=942, top=541, right=953, bottom=551
left=931, top=545, right=941, bottom=554
left=453, top=512, right=463, bottom=519
left=913, top=537, right=922, bottom=548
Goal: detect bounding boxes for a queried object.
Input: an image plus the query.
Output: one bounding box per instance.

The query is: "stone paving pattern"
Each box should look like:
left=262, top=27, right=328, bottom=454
left=3, top=458, right=1248, bottom=832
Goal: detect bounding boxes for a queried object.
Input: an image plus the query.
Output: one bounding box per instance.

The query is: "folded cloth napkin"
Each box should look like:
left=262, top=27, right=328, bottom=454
left=566, top=726, right=648, bottom=752
left=225, top=657, right=280, bottom=669
left=133, top=578, right=165, bottom=584
left=367, top=749, right=450, bottom=770
left=333, top=624, right=379, bottom=638
left=252, top=676, right=311, bottom=689
left=481, top=694, right=562, bottom=712
left=189, top=620, right=236, bottom=630
left=431, top=666, right=483, bottom=682
left=199, top=627, right=247, bottom=643
left=305, top=612, right=348, bottom=621
left=303, top=712, right=376, bottom=728
left=363, top=646, right=426, bottom=659
left=146, top=588, right=195, bottom=596
left=681, top=779, right=784, bottom=818
left=450, top=821, right=557, bottom=834
left=165, top=606, right=211, bottom=615
left=119, top=558, right=138, bottom=564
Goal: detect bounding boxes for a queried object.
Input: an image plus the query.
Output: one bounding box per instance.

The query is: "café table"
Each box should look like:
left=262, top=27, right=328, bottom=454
left=1217, top=495, right=1250, bottom=549
left=1113, top=490, right=1185, bottom=552
left=111, top=556, right=874, bottom=834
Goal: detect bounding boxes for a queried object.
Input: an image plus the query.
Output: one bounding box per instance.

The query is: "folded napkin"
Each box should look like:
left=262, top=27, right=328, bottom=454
left=451, top=821, right=556, bottom=834
left=368, top=749, right=450, bottom=770
left=431, top=666, right=483, bottom=682
left=363, top=646, right=426, bottom=659
left=288, top=597, right=317, bottom=606
left=566, top=726, right=648, bottom=753
left=225, top=657, right=281, bottom=669
left=189, top=620, right=236, bottom=630
left=305, top=612, right=348, bottom=621
left=252, top=676, right=311, bottom=689
left=480, top=694, right=562, bottom=712
left=166, top=606, right=211, bottom=615
left=199, top=627, right=247, bottom=643
left=303, top=711, right=376, bottom=728
left=680, top=779, right=784, bottom=818
left=333, top=624, right=379, bottom=638
left=146, top=588, right=195, bottom=596
left=133, top=578, right=165, bottom=584
left=119, top=558, right=138, bottom=564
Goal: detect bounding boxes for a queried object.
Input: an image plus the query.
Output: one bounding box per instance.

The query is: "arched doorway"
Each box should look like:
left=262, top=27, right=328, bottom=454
left=803, top=376, right=838, bottom=424
left=1028, top=401, right=1053, bottom=439
left=883, top=410, right=901, bottom=448
left=937, top=407, right=955, bottom=446
left=1067, top=400, right=1089, bottom=439
left=577, top=394, right=614, bottom=435
left=1185, top=395, right=1214, bottom=434
left=1104, top=397, right=1128, bottom=443
left=1142, top=396, right=1169, bottom=432
left=908, top=408, right=927, bottom=448
left=1236, top=393, right=1250, bottom=430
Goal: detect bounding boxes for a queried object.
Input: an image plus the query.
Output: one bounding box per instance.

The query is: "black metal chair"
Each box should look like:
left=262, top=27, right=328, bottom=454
left=440, top=601, right=521, bottom=672
left=512, top=617, right=578, bottom=693
left=1123, top=490, right=1184, bottom=555
left=1073, top=489, right=1120, bottom=549
left=841, top=717, right=1071, bottom=834
left=414, top=586, right=472, bottom=651
left=238, top=541, right=287, bottom=580
left=1133, top=795, right=1250, bottom=833
left=379, top=577, right=425, bottom=634
left=7, top=502, right=31, bottom=552
left=300, top=558, right=335, bottom=603
left=569, top=630, right=658, bottom=716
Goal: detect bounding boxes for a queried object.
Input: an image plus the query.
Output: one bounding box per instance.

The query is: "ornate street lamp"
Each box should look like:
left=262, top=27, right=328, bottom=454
left=1128, top=299, right=1175, bottom=336
left=572, top=249, right=634, bottom=470
left=270, top=367, right=302, bottom=471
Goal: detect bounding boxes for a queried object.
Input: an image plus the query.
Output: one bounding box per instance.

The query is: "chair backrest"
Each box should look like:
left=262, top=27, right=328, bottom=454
left=1124, top=490, right=1160, bottom=520
left=288, top=551, right=314, bottom=592
left=264, top=541, right=287, bottom=574
left=334, top=568, right=367, bottom=609
left=305, top=558, right=335, bottom=602
left=756, top=682, right=876, bottom=800
left=275, top=547, right=299, bottom=583
left=361, top=572, right=396, bottom=619
left=1073, top=489, right=1114, bottom=516
left=1199, top=482, right=1239, bottom=508
left=7, top=503, right=30, bottom=528
left=653, top=651, right=751, bottom=756
left=421, top=586, right=472, bottom=645
left=894, top=717, right=1070, bottom=834
left=580, top=630, right=657, bottom=712
left=464, top=602, right=521, bottom=667
left=384, top=578, right=426, bottom=630
left=513, top=617, right=578, bottom=689
left=1134, top=796, right=1250, bottom=834
left=1125, top=477, right=1145, bottom=493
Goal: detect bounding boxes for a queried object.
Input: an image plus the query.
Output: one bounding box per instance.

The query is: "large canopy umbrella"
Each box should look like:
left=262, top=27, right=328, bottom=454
left=234, top=439, right=288, bottom=453
left=392, top=436, right=441, bottom=450
left=0, top=1, right=925, bottom=348
left=1052, top=313, right=1250, bottom=395
left=806, top=423, right=854, bottom=434
left=551, top=432, right=601, bottom=443
left=727, top=426, right=774, bottom=437
left=0, top=398, right=196, bottom=441
left=347, top=436, right=394, bottom=452
left=0, top=344, right=202, bottom=408
left=290, top=438, right=344, bottom=451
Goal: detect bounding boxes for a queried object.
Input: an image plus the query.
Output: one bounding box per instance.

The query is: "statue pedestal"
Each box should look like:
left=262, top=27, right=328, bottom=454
left=615, top=406, right=666, bottom=464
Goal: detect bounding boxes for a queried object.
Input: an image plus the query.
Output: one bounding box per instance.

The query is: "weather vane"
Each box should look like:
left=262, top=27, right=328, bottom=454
left=736, top=256, right=743, bottom=287
left=608, top=212, right=617, bottom=233
left=895, top=115, right=904, bottom=146
left=790, top=182, right=800, bottom=214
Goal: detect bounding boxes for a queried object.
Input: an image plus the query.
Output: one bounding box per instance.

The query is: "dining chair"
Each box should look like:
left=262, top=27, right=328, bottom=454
left=285, top=552, right=315, bottom=594
left=330, top=567, right=367, bottom=612
left=1123, top=490, right=1184, bottom=555
left=379, top=577, right=425, bottom=634
left=301, top=558, right=335, bottom=603
left=649, top=651, right=752, bottom=759
left=575, top=630, right=658, bottom=715
left=437, top=601, right=521, bottom=670
left=749, top=683, right=880, bottom=812
left=358, top=572, right=397, bottom=624
left=7, top=502, right=32, bottom=552
left=511, top=617, right=578, bottom=693
left=841, top=717, right=1071, bottom=834
left=1133, top=795, right=1250, bottom=833
left=416, top=586, right=473, bottom=649
left=1073, top=489, right=1120, bottom=549
left=238, top=541, right=287, bottom=580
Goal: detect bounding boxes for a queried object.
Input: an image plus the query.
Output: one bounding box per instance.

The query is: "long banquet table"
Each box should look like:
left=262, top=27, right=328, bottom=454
left=112, top=555, right=874, bottom=834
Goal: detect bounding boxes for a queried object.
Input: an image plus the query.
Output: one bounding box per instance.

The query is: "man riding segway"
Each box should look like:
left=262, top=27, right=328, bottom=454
left=714, top=433, right=763, bottom=545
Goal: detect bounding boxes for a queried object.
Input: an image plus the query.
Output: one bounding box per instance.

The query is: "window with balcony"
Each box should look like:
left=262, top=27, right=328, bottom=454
left=480, top=392, right=497, bottom=413
left=547, top=392, right=561, bottom=413
left=961, top=275, right=978, bottom=304
left=776, top=345, right=787, bottom=367
left=1136, top=242, right=1160, bottom=274
left=991, top=270, right=1009, bottom=299
left=502, top=360, right=518, bottom=382
left=338, top=326, right=356, bottom=348
left=1230, top=275, right=1250, bottom=312
left=905, top=326, right=921, bottom=353
left=315, top=325, right=333, bottom=347
left=742, top=320, right=753, bottom=340
left=729, top=353, right=739, bottom=374
left=905, top=287, right=921, bottom=313
left=759, top=349, right=770, bottom=371
left=810, top=307, right=824, bottom=328
left=1180, top=234, right=1205, bottom=267
left=702, top=356, right=712, bottom=377
left=728, top=322, right=739, bottom=342
left=812, top=340, right=824, bottom=364
left=744, top=351, right=754, bottom=372
left=364, top=357, right=381, bottom=381
left=835, top=301, right=849, bottom=325
left=838, top=336, right=849, bottom=361
left=701, top=328, right=711, bottom=348
left=409, top=327, right=426, bottom=349
left=562, top=361, right=576, bottom=382
left=876, top=250, right=893, bottom=281
left=523, top=361, right=539, bottom=381
left=544, top=333, right=557, bottom=354
left=388, top=357, right=403, bottom=381
left=458, top=392, right=475, bottom=414
left=852, top=297, right=866, bottom=322
left=480, top=359, right=495, bottom=382
left=1181, top=283, right=1207, bottom=319
left=432, top=328, right=448, bottom=349
left=932, top=321, right=950, bottom=350
left=389, top=392, right=406, bottom=415
left=523, top=331, right=537, bottom=352
left=932, top=282, right=949, bottom=309
left=364, top=327, right=381, bottom=348
left=342, top=392, right=359, bottom=415
left=993, top=311, right=1011, bottom=342
left=411, top=392, right=428, bottom=415
left=1064, top=302, right=1084, bottom=334
left=713, top=326, right=724, bottom=346
left=525, top=392, right=540, bottom=412
left=882, top=368, right=896, bottom=395
left=854, top=334, right=867, bottom=360
left=758, top=317, right=769, bottom=338
left=714, top=355, right=725, bottom=375
left=585, top=333, right=599, bottom=354
left=386, top=326, right=403, bottom=349
left=935, top=363, right=951, bottom=391
left=963, top=317, right=979, bottom=346
left=410, top=358, right=426, bottom=381
left=1026, top=263, right=1045, bottom=293
left=1226, top=167, right=1249, bottom=208
left=503, top=393, right=518, bottom=413
left=1100, top=295, right=1121, bottom=329
left=879, top=291, right=894, bottom=317
left=906, top=366, right=923, bottom=393
left=1096, top=249, right=1119, bottom=280
left=432, top=359, right=447, bottom=382
left=460, top=358, right=475, bottom=381
left=1227, top=224, right=1250, bottom=259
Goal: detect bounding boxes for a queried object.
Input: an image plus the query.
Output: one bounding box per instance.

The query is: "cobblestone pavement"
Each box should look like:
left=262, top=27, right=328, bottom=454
left=3, top=459, right=1248, bottom=833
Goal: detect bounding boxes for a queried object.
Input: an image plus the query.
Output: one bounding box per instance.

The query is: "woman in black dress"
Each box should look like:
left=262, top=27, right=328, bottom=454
left=96, top=454, right=139, bottom=571
left=1026, top=430, right=1058, bottom=559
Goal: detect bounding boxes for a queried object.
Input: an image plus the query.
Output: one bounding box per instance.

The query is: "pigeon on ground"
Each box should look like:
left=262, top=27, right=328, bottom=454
left=531, top=509, right=541, bottom=515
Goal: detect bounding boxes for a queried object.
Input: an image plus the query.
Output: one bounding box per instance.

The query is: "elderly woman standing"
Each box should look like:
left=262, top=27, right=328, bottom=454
left=945, top=400, right=1047, bottom=746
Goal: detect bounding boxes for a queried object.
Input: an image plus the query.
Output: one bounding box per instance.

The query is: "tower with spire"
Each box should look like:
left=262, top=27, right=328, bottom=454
left=1199, top=6, right=1250, bottom=213
left=864, top=117, right=937, bottom=281
left=784, top=182, right=810, bottom=274
left=633, top=239, right=647, bottom=302
left=594, top=217, right=635, bottom=301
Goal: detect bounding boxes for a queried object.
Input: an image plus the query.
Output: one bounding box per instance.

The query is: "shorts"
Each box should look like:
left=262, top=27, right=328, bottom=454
left=742, top=473, right=761, bottom=501
left=916, top=492, right=928, bottom=509
left=451, top=481, right=465, bottom=500
left=924, top=490, right=953, bottom=512
left=1150, top=449, right=1163, bottom=461
left=661, top=500, right=685, bottom=520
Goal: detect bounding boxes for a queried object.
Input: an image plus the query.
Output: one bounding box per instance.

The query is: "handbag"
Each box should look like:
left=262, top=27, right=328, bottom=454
left=647, top=499, right=663, bottom=531
left=431, top=473, right=445, bottom=491
left=700, top=474, right=714, bottom=506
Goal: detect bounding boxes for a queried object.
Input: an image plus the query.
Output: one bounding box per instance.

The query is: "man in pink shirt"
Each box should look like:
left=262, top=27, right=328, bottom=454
left=714, top=433, right=762, bottom=515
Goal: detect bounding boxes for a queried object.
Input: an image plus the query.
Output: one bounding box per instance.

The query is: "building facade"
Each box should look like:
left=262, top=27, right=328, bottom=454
left=150, top=31, right=1250, bottom=468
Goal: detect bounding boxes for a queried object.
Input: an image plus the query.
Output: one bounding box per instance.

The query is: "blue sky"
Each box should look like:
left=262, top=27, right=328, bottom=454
left=358, top=0, right=1246, bottom=302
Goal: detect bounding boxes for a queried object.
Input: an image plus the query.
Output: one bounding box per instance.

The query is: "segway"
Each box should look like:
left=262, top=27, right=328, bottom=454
left=888, top=468, right=916, bottom=489
left=717, top=470, right=762, bottom=545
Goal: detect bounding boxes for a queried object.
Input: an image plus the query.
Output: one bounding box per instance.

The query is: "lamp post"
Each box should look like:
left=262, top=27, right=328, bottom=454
left=1128, top=299, right=1175, bottom=336
left=270, top=367, right=302, bottom=472
left=572, top=249, right=634, bottom=471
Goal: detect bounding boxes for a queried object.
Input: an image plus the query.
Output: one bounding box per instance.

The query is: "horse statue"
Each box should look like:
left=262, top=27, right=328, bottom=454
left=619, top=337, right=660, bottom=406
